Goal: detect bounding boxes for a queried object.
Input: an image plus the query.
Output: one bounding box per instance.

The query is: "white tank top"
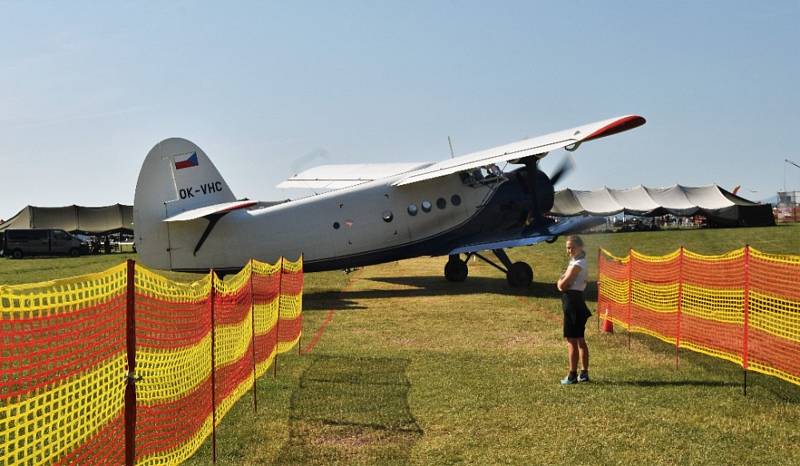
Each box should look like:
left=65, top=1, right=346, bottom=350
left=567, top=256, right=588, bottom=291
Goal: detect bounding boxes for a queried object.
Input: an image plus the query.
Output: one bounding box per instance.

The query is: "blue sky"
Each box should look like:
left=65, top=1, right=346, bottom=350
left=1, top=1, right=798, bottom=220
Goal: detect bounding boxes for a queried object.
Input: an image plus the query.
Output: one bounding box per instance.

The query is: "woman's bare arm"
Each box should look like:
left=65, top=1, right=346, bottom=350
left=557, top=264, right=582, bottom=291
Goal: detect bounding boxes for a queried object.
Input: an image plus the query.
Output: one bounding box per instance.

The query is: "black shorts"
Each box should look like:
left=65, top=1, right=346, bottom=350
left=562, top=290, right=591, bottom=338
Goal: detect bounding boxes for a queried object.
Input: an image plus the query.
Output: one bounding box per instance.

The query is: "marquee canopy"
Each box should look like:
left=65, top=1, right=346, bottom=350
left=551, top=184, right=774, bottom=227
left=0, top=204, right=133, bottom=234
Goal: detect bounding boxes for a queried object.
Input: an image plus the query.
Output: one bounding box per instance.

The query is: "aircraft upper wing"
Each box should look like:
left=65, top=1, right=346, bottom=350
left=393, top=115, right=645, bottom=187
left=448, top=216, right=605, bottom=255
left=277, top=162, right=432, bottom=190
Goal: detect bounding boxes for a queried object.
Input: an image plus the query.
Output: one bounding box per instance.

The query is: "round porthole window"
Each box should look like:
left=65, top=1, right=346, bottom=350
left=421, top=200, right=432, bottom=212
left=382, top=210, right=394, bottom=222
left=436, top=197, right=447, bottom=209
left=333, top=222, right=340, bottom=229
left=407, top=204, right=418, bottom=216
left=451, top=194, right=462, bottom=206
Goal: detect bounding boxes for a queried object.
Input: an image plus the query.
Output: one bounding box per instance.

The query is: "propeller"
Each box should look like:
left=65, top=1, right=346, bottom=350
left=520, top=154, right=574, bottom=235
left=549, top=155, right=574, bottom=187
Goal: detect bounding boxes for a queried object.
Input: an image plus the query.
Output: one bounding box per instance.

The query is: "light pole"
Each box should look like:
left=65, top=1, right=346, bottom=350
left=785, top=159, right=800, bottom=222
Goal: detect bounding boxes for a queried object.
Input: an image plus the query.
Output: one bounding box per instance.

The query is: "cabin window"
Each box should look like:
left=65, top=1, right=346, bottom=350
left=421, top=201, right=432, bottom=212
left=407, top=204, right=418, bottom=216
left=333, top=222, right=340, bottom=229
left=436, top=197, right=447, bottom=209
left=382, top=210, right=394, bottom=222
left=451, top=194, right=462, bottom=206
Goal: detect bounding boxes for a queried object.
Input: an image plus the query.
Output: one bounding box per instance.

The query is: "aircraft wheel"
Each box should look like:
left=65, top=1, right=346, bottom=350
left=12, top=249, right=23, bottom=260
left=444, top=258, right=468, bottom=282
left=507, top=261, right=533, bottom=287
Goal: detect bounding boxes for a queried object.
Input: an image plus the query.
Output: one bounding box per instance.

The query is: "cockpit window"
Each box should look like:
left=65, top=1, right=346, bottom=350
left=460, top=164, right=504, bottom=187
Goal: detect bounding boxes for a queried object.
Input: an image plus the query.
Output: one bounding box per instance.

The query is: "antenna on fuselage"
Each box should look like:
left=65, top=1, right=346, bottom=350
left=448, top=136, right=455, bottom=158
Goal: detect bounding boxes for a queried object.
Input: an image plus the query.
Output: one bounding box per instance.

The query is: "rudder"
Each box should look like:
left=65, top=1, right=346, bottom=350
left=133, top=138, right=236, bottom=269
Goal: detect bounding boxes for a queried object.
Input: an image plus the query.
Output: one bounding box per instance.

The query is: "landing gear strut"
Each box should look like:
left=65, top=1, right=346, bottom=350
left=443, top=250, right=533, bottom=287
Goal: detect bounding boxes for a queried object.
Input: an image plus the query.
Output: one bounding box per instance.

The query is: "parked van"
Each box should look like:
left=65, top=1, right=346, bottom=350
left=3, top=229, right=86, bottom=259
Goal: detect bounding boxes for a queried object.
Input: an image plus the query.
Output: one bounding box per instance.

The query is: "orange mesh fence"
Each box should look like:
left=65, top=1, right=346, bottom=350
left=133, top=265, right=213, bottom=465
left=598, top=246, right=800, bottom=387
left=278, top=257, right=304, bottom=353
left=748, top=249, right=800, bottom=385
left=1, top=264, right=128, bottom=465
left=1, top=256, right=303, bottom=466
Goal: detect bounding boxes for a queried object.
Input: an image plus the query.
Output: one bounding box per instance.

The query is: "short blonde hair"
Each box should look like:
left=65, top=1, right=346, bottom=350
left=566, top=235, right=583, bottom=247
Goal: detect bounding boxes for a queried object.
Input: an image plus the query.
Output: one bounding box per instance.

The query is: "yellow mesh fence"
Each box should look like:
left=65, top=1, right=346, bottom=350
left=598, top=246, right=800, bottom=387
left=1, top=256, right=303, bottom=466
left=1, top=265, right=128, bottom=464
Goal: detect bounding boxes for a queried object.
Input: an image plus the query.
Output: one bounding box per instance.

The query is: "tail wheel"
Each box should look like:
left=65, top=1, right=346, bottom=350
left=507, top=262, right=533, bottom=287
left=444, top=257, right=468, bottom=282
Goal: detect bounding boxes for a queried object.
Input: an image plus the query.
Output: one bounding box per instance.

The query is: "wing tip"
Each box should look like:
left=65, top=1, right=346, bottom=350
left=581, top=115, right=646, bottom=143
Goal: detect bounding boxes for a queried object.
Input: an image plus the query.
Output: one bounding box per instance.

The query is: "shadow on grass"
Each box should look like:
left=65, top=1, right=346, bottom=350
left=274, top=355, right=423, bottom=465
left=610, top=332, right=800, bottom=403
left=303, top=276, right=599, bottom=311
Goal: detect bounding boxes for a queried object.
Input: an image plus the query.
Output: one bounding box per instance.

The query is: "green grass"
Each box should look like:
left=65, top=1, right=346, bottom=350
left=2, top=225, right=799, bottom=464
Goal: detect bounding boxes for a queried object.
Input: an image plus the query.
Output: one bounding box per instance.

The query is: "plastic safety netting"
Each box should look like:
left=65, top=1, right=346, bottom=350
left=0, top=257, right=303, bottom=465
left=598, top=247, right=800, bottom=386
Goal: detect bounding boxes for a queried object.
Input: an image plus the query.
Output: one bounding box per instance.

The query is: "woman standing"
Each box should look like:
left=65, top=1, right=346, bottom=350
left=557, top=235, right=591, bottom=385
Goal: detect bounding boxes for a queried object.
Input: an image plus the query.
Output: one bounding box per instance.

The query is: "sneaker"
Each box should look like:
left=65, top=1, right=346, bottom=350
left=577, top=372, right=590, bottom=383
left=560, top=376, right=578, bottom=385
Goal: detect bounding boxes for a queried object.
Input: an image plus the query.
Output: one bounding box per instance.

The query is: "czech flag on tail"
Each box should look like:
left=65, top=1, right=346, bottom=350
left=175, top=152, right=199, bottom=170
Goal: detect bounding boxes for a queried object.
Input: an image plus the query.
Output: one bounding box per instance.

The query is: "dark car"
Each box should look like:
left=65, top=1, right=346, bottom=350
left=3, top=229, right=87, bottom=259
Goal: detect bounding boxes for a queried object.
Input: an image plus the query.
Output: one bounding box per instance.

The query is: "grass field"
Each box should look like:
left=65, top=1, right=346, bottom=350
left=2, top=224, right=799, bottom=464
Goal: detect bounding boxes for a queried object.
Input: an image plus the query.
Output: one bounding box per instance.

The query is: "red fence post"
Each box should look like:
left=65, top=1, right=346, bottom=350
left=743, top=245, right=750, bottom=396
left=627, top=248, right=633, bottom=350
left=274, top=257, right=284, bottom=378
left=124, top=259, right=137, bottom=466
left=250, top=260, right=258, bottom=413
left=298, top=254, right=304, bottom=356
left=210, top=270, right=217, bottom=463
left=676, top=246, right=684, bottom=370
left=596, top=248, right=601, bottom=332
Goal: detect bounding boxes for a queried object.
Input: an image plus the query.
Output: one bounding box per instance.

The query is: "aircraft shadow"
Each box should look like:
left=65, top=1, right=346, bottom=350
left=274, top=354, right=423, bottom=464
left=303, top=276, right=598, bottom=311
left=303, top=277, right=597, bottom=311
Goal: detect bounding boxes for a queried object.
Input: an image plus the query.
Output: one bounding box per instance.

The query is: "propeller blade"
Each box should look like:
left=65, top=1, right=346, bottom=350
left=549, top=155, right=574, bottom=186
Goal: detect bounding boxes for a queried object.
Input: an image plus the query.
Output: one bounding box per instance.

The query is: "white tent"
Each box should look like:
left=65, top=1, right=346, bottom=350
left=552, top=185, right=774, bottom=227
left=0, top=204, right=133, bottom=234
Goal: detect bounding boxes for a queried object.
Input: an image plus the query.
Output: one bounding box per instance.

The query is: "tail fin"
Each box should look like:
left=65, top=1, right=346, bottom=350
left=134, top=138, right=236, bottom=269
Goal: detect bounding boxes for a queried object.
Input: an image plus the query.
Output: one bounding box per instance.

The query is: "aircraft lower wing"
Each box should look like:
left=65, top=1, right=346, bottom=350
left=448, top=216, right=605, bottom=255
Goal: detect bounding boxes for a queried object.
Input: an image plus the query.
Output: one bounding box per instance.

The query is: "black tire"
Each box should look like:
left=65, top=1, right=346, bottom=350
left=12, top=249, right=23, bottom=259
left=507, top=261, right=533, bottom=287
left=69, top=248, right=80, bottom=257
left=444, top=258, right=468, bottom=282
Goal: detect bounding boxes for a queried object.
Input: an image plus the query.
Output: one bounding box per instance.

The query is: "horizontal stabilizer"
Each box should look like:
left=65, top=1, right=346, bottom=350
left=163, top=200, right=258, bottom=222
left=278, top=163, right=432, bottom=190
left=449, top=216, right=604, bottom=255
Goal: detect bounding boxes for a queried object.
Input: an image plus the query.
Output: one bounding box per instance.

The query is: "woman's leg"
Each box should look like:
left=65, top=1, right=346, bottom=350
left=577, top=337, right=589, bottom=372
left=566, top=338, right=579, bottom=372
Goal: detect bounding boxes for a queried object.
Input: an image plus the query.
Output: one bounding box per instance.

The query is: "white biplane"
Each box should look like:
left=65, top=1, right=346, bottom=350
left=133, top=115, right=645, bottom=286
